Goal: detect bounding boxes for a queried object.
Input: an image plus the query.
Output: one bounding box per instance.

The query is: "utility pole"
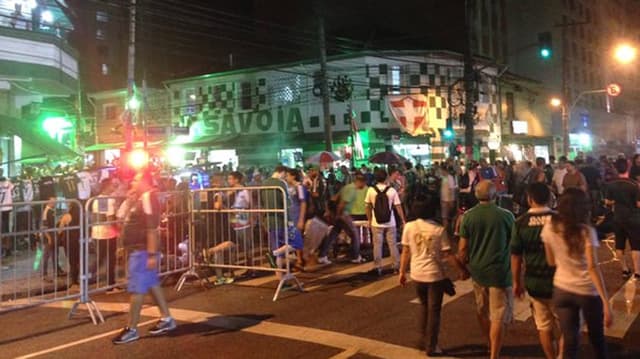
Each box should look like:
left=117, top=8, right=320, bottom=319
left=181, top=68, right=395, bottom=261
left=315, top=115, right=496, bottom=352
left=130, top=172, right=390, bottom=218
left=561, top=17, right=569, bottom=156
left=316, top=1, right=332, bottom=152
left=125, top=0, right=136, bottom=151
left=463, top=0, right=476, bottom=159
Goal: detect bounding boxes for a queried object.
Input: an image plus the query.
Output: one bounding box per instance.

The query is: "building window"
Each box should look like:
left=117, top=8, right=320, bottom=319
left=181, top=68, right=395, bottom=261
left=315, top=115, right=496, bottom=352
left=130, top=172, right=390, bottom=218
left=97, top=45, right=109, bottom=57
left=104, top=104, right=117, bottom=120
left=96, top=28, right=105, bottom=40
left=240, top=82, right=252, bottom=110
left=505, top=92, right=515, bottom=120
left=390, top=65, right=401, bottom=94
left=101, top=64, right=109, bottom=75
left=96, top=11, right=108, bottom=23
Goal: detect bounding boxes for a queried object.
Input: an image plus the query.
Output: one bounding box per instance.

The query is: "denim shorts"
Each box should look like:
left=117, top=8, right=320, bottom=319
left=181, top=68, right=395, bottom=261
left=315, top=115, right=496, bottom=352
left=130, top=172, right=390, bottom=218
left=127, top=251, right=160, bottom=294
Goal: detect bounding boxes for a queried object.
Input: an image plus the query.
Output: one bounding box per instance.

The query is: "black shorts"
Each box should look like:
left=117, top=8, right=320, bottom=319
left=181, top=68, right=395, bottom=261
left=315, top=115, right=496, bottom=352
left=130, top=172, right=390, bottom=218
left=613, top=220, right=640, bottom=251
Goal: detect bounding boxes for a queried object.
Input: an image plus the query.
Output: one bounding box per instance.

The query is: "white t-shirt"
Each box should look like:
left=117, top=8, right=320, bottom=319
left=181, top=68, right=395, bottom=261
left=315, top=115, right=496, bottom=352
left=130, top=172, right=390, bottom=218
left=91, top=195, right=118, bottom=239
left=401, top=219, right=450, bottom=283
left=440, top=174, right=457, bottom=202
left=0, top=179, right=14, bottom=211
left=365, top=183, right=401, bottom=228
left=552, top=168, right=567, bottom=195
left=77, top=171, right=93, bottom=200
left=541, top=223, right=599, bottom=296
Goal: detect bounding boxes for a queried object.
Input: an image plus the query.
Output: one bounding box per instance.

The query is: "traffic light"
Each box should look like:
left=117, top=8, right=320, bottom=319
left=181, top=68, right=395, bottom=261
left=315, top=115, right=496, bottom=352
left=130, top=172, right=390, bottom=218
left=127, top=149, right=149, bottom=169
left=126, top=96, right=140, bottom=110
left=538, top=32, right=552, bottom=59
left=443, top=117, right=455, bottom=140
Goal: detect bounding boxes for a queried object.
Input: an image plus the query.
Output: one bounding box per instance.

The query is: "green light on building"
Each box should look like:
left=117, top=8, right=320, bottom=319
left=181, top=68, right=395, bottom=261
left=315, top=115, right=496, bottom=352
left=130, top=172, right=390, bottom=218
left=42, top=116, right=72, bottom=139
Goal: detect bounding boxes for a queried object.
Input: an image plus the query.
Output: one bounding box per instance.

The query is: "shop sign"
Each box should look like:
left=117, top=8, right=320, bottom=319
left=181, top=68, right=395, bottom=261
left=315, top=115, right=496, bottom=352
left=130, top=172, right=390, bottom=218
left=199, top=107, right=304, bottom=136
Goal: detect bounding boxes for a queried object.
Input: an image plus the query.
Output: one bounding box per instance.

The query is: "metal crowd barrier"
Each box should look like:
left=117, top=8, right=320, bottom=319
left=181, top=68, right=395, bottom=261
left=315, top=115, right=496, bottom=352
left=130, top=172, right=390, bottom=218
left=82, top=191, right=192, bottom=322
left=0, top=199, right=101, bottom=323
left=178, top=186, right=303, bottom=301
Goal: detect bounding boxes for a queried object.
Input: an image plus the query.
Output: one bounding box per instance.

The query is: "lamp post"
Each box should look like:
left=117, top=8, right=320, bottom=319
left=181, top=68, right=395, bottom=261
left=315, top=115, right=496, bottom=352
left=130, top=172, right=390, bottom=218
left=550, top=97, right=569, bottom=156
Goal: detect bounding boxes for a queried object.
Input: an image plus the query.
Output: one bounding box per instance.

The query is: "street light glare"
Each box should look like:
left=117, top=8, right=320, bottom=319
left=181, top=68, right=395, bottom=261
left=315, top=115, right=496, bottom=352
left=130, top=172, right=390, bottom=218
left=614, top=44, right=637, bottom=64
left=550, top=98, right=562, bottom=107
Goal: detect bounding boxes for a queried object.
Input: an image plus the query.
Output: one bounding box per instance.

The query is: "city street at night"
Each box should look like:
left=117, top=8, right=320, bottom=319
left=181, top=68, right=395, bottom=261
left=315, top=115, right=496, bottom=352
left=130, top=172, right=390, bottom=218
left=3, top=1, right=640, bottom=358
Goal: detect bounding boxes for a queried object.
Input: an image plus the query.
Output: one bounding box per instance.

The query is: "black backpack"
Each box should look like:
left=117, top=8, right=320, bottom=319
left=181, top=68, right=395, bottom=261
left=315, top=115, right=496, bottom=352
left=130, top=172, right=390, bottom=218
left=373, top=185, right=392, bottom=223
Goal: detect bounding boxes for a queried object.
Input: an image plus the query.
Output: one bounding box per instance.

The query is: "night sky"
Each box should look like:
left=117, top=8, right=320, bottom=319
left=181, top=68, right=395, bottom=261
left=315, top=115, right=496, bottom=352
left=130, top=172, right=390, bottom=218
left=98, top=0, right=466, bottom=83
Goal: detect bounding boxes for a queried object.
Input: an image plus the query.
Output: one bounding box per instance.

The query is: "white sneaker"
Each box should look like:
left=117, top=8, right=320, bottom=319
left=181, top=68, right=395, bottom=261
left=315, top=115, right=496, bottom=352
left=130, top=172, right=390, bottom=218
left=350, top=256, right=365, bottom=264
left=317, top=256, right=332, bottom=265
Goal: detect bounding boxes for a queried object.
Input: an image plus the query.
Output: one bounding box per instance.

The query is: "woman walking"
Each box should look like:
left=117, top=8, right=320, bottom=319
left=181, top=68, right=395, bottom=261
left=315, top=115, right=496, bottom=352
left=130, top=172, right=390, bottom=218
left=399, top=196, right=467, bottom=356
left=541, top=188, right=612, bottom=359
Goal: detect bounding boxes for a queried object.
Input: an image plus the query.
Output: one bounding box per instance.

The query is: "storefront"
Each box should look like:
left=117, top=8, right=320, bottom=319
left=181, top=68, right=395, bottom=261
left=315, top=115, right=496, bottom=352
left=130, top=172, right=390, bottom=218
left=501, top=135, right=554, bottom=162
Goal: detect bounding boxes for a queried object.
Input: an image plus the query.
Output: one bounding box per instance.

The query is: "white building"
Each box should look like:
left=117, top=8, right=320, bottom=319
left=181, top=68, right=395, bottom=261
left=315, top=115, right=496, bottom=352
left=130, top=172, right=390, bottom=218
left=0, top=0, right=79, bottom=175
left=164, top=50, right=511, bottom=167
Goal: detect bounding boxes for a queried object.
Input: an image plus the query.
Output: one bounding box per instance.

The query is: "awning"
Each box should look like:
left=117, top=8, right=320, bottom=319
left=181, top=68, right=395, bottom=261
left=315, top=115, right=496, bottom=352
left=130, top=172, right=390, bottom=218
left=0, top=115, right=80, bottom=159
left=176, top=135, right=240, bottom=148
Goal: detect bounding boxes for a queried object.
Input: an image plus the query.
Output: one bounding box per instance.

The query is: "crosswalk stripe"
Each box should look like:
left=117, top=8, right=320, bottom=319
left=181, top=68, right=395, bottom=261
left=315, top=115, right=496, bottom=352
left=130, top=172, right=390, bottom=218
left=305, top=258, right=392, bottom=292
left=26, top=302, right=456, bottom=359
left=606, top=278, right=640, bottom=339
left=410, top=279, right=474, bottom=306
left=345, top=275, right=407, bottom=298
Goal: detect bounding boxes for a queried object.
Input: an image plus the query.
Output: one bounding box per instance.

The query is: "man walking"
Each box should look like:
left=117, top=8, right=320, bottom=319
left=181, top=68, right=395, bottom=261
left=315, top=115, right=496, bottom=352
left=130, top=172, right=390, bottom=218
left=511, top=183, right=561, bottom=359
left=113, top=172, right=176, bottom=344
left=458, top=180, right=515, bottom=359
left=604, top=158, right=640, bottom=280
left=366, top=169, right=406, bottom=275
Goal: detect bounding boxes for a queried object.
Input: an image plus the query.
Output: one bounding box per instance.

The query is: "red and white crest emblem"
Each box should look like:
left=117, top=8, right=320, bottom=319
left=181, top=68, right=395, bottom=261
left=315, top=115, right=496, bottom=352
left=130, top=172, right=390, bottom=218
left=386, top=95, right=430, bottom=136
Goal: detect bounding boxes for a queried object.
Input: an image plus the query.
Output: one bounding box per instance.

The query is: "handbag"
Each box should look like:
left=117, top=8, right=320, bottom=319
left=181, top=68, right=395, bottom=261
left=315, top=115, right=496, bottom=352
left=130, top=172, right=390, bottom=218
left=442, top=277, right=456, bottom=296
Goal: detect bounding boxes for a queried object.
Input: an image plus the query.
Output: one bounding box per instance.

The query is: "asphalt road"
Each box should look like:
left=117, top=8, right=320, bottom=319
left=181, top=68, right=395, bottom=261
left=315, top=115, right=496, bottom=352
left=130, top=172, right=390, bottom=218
left=1, top=245, right=639, bottom=359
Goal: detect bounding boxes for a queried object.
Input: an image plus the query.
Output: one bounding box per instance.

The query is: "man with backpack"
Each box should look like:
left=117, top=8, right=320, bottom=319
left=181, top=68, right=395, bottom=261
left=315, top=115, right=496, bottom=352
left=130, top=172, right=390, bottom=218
left=365, top=169, right=407, bottom=275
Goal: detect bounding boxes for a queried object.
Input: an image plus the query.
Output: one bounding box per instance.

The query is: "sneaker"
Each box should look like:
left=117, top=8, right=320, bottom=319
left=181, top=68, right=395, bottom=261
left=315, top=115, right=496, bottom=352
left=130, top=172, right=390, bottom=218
left=112, top=327, right=139, bottom=344
left=317, top=256, right=332, bottom=265
left=149, top=317, right=177, bottom=335
left=265, top=252, right=277, bottom=268
left=623, top=270, right=632, bottom=279
left=350, top=256, right=365, bottom=264
left=214, top=277, right=235, bottom=286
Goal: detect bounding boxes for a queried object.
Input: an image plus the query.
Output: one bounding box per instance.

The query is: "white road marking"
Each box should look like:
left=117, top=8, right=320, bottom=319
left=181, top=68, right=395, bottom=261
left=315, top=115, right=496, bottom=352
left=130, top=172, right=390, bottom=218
left=606, top=278, right=640, bottom=338
left=410, top=279, right=474, bottom=306
left=329, top=347, right=360, bottom=359
left=15, top=318, right=158, bottom=359
left=345, top=275, right=407, bottom=298
left=18, top=302, right=460, bottom=359
left=305, top=258, right=392, bottom=292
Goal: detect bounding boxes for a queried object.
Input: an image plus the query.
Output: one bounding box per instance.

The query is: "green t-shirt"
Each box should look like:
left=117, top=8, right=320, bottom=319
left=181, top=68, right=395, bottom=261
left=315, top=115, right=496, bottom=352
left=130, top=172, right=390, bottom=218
left=351, top=187, right=368, bottom=216
left=260, top=177, right=288, bottom=228
left=510, top=208, right=556, bottom=299
left=460, top=203, right=515, bottom=288
left=339, top=183, right=357, bottom=215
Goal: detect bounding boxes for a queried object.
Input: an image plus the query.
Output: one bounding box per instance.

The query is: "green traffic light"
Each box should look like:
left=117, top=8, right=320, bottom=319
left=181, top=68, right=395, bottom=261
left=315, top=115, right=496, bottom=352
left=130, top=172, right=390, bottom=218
left=443, top=129, right=454, bottom=139
left=127, top=97, right=140, bottom=110
left=540, top=48, right=551, bottom=58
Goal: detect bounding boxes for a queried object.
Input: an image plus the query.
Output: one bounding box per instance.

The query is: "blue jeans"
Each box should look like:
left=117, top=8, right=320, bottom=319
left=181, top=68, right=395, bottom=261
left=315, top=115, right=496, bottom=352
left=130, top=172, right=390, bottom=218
left=371, top=226, right=399, bottom=270
left=553, top=287, right=608, bottom=359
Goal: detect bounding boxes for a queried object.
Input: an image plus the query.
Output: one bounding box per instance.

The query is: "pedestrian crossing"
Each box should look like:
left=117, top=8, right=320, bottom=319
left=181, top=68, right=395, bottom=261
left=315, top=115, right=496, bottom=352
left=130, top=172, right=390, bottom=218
left=233, top=262, right=640, bottom=340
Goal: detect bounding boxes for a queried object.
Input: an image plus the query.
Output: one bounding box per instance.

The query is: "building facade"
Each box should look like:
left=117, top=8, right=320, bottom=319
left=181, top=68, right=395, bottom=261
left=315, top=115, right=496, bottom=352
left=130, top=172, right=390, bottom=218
left=505, top=0, right=640, bottom=156
left=0, top=0, right=79, bottom=176
left=162, top=51, right=531, bottom=168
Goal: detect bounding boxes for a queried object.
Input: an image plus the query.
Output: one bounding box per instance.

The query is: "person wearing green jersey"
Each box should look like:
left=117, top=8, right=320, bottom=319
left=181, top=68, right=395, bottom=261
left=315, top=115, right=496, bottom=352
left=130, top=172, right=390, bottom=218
left=511, top=183, right=561, bottom=359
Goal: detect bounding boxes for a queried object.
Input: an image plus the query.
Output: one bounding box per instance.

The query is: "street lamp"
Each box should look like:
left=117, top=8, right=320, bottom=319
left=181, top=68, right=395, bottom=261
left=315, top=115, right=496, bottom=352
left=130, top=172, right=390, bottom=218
left=613, top=44, right=637, bottom=65
left=550, top=97, right=569, bottom=156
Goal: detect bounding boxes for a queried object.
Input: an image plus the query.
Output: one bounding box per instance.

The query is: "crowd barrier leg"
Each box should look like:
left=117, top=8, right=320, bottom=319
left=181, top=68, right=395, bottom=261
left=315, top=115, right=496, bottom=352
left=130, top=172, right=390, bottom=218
left=69, top=233, right=104, bottom=325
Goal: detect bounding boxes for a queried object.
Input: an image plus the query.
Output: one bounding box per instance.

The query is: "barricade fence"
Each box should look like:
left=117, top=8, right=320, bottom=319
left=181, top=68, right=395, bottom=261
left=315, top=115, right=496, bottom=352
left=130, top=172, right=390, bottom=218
left=1, top=186, right=303, bottom=324
left=179, top=186, right=302, bottom=301
left=0, top=199, right=98, bottom=322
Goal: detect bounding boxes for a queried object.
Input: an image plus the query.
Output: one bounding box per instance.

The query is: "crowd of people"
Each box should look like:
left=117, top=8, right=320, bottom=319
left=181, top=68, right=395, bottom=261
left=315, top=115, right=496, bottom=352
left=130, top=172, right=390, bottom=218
left=2, top=151, right=639, bottom=355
